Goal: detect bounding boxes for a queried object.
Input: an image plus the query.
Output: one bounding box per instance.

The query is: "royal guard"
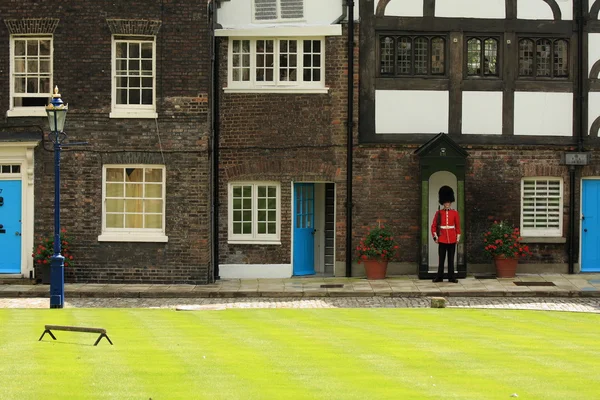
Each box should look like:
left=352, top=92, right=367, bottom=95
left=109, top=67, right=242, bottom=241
left=431, top=185, right=461, bottom=283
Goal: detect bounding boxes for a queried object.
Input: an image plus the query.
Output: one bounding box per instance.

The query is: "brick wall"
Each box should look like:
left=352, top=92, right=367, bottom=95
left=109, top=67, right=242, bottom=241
left=1, top=0, right=212, bottom=283
left=217, top=25, right=358, bottom=267
left=352, top=145, right=574, bottom=271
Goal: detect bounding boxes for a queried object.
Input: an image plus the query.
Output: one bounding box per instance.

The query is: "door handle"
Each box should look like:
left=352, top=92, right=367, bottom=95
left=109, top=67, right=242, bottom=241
left=311, top=229, right=317, bottom=235
left=584, top=229, right=588, bottom=232
left=15, top=232, right=21, bottom=236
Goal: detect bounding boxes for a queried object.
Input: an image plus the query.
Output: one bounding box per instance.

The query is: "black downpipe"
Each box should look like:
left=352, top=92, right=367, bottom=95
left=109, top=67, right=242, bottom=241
left=346, top=0, right=355, bottom=277
left=209, top=1, right=220, bottom=281
left=569, top=2, right=585, bottom=275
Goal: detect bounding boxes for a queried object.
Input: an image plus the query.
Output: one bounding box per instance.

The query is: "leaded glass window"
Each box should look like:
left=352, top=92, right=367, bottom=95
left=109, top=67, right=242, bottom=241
left=466, top=36, right=499, bottom=77
left=378, top=35, right=446, bottom=77
left=232, top=40, right=251, bottom=82
left=518, top=37, right=569, bottom=79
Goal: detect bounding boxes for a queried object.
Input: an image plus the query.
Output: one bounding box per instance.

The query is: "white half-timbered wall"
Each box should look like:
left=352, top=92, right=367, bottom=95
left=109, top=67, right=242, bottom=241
left=373, top=0, right=577, bottom=136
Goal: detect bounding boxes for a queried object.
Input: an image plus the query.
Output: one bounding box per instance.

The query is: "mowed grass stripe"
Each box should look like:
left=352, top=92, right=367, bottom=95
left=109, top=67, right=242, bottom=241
left=264, top=308, right=497, bottom=399
left=195, top=309, right=429, bottom=399
left=137, top=308, right=314, bottom=400
left=450, top=310, right=600, bottom=382
left=362, top=309, right=600, bottom=399
left=0, top=310, right=98, bottom=400
left=231, top=309, right=450, bottom=399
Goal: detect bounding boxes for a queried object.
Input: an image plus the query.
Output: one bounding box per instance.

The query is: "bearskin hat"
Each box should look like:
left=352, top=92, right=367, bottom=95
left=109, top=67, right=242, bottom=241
left=438, top=185, right=455, bottom=205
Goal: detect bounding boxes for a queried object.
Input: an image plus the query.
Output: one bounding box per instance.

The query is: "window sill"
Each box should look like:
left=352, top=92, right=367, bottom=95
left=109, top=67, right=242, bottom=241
left=224, top=87, right=329, bottom=94
left=6, top=108, right=47, bottom=118
left=228, top=239, right=281, bottom=245
left=98, top=232, right=168, bottom=243
left=521, top=237, right=566, bottom=244
left=110, top=110, right=158, bottom=119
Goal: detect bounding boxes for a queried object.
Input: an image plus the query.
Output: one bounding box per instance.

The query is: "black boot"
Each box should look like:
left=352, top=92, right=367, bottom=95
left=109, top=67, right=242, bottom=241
left=432, top=277, right=443, bottom=283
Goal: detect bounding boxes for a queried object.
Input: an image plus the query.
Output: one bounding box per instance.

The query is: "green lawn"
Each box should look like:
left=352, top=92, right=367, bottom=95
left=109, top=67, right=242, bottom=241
left=0, top=308, right=598, bottom=399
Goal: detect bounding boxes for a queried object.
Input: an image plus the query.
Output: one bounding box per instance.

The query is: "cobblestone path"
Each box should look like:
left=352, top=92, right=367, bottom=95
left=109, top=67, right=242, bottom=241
left=1, top=297, right=599, bottom=313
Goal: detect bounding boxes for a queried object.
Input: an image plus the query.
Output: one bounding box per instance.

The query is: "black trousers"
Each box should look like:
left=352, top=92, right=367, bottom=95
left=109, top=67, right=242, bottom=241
left=437, top=242, right=456, bottom=279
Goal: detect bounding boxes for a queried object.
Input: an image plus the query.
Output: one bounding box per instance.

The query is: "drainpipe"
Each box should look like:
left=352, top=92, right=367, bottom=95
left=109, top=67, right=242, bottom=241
left=209, top=1, right=220, bottom=281
left=345, top=0, right=355, bottom=277
left=333, top=0, right=348, bottom=24
left=569, top=1, right=586, bottom=275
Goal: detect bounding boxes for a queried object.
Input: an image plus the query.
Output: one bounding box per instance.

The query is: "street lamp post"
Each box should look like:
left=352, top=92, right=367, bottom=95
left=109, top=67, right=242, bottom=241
left=46, top=86, right=68, bottom=309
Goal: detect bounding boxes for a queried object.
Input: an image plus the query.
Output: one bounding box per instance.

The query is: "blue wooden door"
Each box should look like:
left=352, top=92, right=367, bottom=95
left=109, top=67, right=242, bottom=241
left=0, top=180, right=22, bottom=274
left=582, top=180, right=600, bottom=272
left=293, top=183, right=315, bottom=276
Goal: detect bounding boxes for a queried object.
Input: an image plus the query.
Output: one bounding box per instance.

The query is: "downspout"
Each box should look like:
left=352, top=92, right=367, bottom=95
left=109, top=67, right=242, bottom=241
left=209, top=1, right=220, bottom=281
left=345, top=0, right=355, bottom=277
left=569, top=1, right=585, bottom=275
left=333, top=0, right=348, bottom=24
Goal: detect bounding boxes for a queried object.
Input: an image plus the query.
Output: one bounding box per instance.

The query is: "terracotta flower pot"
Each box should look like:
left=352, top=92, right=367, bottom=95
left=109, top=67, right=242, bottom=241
left=494, top=255, right=518, bottom=278
left=363, top=259, right=388, bottom=280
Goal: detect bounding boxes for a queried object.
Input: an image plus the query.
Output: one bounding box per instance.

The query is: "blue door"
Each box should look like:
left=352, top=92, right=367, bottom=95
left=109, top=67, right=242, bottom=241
left=0, top=180, right=22, bottom=274
left=293, top=183, right=315, bottom=276
left=582, top=180, right=600, bottom=272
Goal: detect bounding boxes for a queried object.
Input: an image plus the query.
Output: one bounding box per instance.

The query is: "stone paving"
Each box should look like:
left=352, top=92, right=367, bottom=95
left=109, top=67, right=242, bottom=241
left=1, top=274, right=600, bottom=312
left=1, top=274, right=599, bottom=298
left=1, top=296, right=599, bottom=313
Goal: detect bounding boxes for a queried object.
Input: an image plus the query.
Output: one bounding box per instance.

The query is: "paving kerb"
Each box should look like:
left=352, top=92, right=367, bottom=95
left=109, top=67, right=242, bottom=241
left=1, top=274, right=600, bottom=298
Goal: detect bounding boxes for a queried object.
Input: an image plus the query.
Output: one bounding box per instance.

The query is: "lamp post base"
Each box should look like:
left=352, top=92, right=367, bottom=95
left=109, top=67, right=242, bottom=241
left=50, top=254, right=65, bottom=309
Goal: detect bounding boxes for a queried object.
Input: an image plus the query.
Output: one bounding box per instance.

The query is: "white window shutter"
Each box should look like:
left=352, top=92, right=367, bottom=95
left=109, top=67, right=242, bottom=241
left=280, top=0, right=304, bottom=19
left=255, top=0, right=277, bottom=20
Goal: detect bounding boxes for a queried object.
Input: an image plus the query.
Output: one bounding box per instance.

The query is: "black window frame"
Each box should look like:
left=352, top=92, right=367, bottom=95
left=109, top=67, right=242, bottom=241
left=377, top=33, right=448, bottom=78
left=517, top=37, right=570, bottom=80
left=464, top=35, right=502, bottom=79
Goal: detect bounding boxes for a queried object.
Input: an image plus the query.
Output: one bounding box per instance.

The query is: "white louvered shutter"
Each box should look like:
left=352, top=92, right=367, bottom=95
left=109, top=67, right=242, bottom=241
left=522, top=179, right=562, bottom=235
left=280, top=0, right=304, bottom=19
left=255, top=0, right=277, bottom=21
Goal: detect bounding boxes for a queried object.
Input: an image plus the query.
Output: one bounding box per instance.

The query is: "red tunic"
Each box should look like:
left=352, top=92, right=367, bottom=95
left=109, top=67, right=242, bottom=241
left=431, top=209, right=461, bottom=244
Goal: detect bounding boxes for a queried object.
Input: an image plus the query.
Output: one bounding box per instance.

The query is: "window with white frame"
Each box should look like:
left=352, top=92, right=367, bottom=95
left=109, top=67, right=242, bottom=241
left=111, top=36, right=156, bottom=118
left=254, top=0, right=304, bottom=22
left=521, top=178, right=563, bottom=236
left=228, top=38, right=325, bottom=91
left=228, top=182, right=280, bottom=243
left=100, top=165, right=167, bottom=242
left=9, top=35, right=52, bottom=115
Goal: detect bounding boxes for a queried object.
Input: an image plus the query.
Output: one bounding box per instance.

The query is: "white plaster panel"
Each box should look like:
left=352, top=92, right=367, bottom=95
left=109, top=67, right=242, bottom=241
left=384, top=0, right=423, bottom=17
left=462, top=91, right=503, bottom=135
left=588, top=92, right=600, bottom=136
left=375, top=90, right=449, bottom=134
left=517, top=0, right=555, bottom=20
left=514, top=92, right=573, bottom=136
left=558, top=0, right=574, bottom=20
left=218, top=0, right=345, bottom=28
left=589, top=34, right=600, bottom=78
left=435, top=0, right=505, bottom=19
left=219, top=264, right=293, bottom=279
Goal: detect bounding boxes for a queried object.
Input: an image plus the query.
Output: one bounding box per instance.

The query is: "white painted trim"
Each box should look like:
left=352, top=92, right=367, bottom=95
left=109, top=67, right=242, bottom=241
left=223, top=87, right=329, bottom=94
left=9, top=35, right=53, bottom=114
left=215, top=25, right=342, bottom=37
left=219, top=263, right=292, bottom=279
left=97, top=233, right=169, bottom=242
left=0, top=141, right=39, bottom=278
left=228, top=182, right=282, bottom=243
left=6, top=108, right=47, bottom=118
left=101, top=164, right=167, bottom=240
left=111, top=36, right=157, bottom=117
left=109, top=110, right=158, bottom=119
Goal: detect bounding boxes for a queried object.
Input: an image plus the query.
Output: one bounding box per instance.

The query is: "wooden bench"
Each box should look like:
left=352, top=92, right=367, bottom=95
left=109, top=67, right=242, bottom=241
left=39, top=325, right=113, bottom=346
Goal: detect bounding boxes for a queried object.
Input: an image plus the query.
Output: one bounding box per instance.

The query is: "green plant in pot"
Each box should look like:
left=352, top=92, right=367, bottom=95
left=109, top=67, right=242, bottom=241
left=356, top=225, right=399, bottom=280
left=483, top=221, right=530, bottom=278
